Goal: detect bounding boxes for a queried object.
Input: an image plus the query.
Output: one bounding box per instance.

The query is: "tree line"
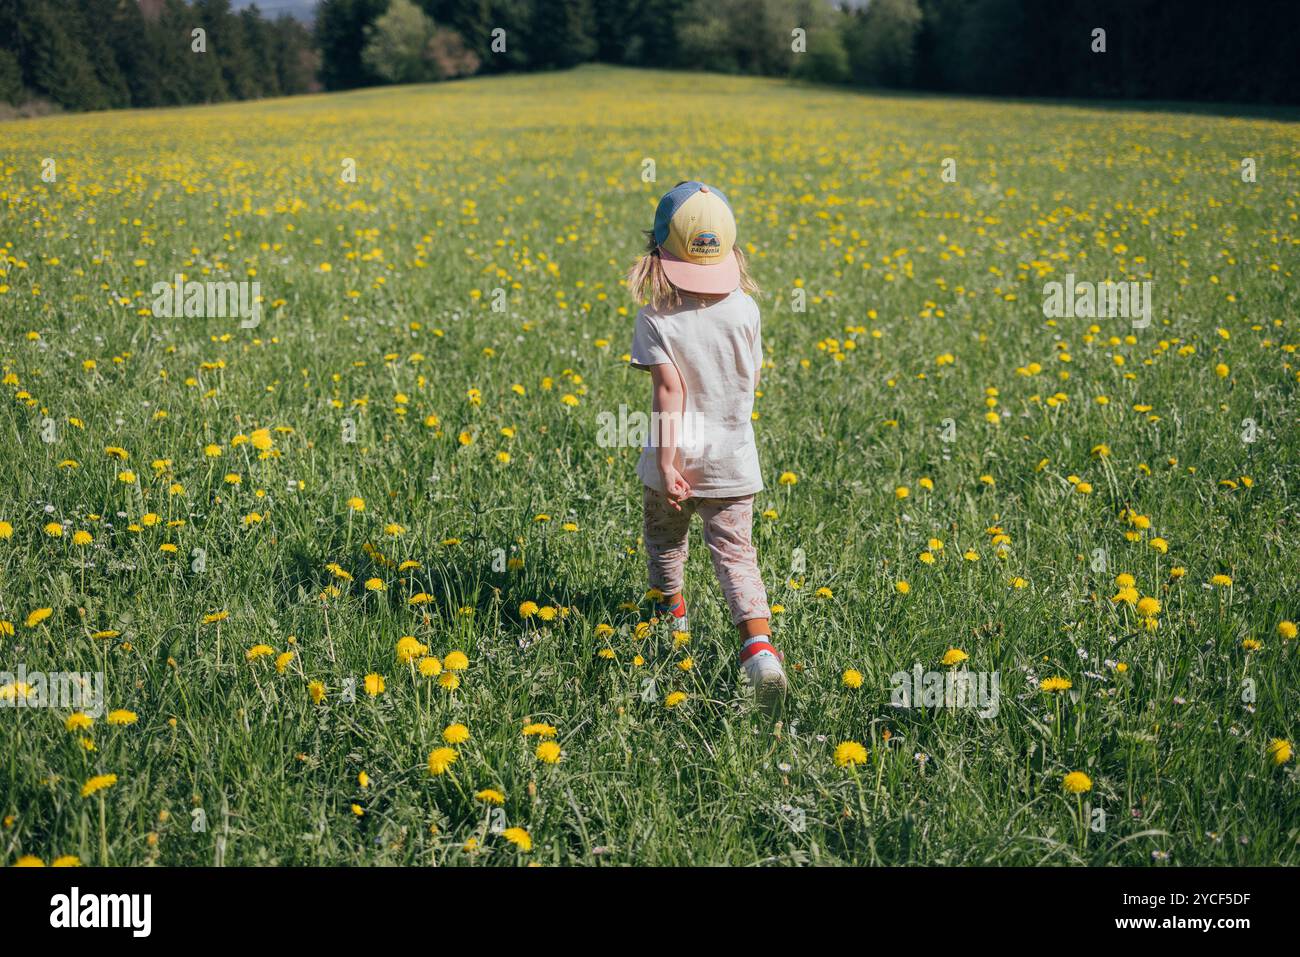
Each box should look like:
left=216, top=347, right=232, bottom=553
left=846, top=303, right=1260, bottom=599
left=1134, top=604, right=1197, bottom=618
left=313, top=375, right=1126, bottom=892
left=0, top=0, right=316, bottom=114
left=3, top=0, right=1295, bottom=116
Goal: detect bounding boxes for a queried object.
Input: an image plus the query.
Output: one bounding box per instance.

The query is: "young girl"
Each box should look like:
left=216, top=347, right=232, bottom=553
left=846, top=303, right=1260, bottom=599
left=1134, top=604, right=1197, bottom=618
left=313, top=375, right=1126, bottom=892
left=627, top=180, right=786, bottom=715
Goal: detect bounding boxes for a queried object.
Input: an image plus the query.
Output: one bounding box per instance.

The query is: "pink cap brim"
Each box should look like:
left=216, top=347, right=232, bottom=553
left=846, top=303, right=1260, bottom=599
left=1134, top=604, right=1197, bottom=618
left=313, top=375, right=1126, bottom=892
left=659, top=248, right=740, bottom=295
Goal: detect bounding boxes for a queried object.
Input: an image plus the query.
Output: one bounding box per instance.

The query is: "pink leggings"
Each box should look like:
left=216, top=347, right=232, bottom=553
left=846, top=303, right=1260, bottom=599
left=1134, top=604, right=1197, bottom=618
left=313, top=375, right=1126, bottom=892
left=642, top=486, right=771, bottom=625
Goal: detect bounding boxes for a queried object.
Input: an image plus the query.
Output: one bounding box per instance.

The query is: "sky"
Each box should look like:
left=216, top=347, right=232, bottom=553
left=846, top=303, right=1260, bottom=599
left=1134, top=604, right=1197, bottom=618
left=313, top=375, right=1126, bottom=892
left=230, top=0, right=318, bottom=22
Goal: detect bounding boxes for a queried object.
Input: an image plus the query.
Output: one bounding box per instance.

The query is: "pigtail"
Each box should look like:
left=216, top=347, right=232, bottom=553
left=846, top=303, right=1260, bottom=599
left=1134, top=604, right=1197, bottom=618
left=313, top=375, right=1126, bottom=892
left=628, top=229, right=760, bottom=309
left=627, top=230, right=681, bottom=311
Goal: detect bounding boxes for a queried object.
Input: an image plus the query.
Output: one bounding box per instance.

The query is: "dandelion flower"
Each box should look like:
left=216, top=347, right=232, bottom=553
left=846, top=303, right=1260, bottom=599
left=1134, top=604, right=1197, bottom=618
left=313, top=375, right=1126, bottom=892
left=535, top=741, right=562, bottom=764
left=80, top=773, right=118, bottom=798
left=1062, top=771, right=1092, bottom=794
left=442, top=723, right=470, bottom=744
left=25, top=608, right=53, bottom=628
left=427, top=747, right=458, bottom=775
left=842, top=669, right=863, bottom=689
left=396, top=636, right=428, bottom=663
left=502, top=827, right=532, bottom=852
left=834, top=741, right=868, bottom=767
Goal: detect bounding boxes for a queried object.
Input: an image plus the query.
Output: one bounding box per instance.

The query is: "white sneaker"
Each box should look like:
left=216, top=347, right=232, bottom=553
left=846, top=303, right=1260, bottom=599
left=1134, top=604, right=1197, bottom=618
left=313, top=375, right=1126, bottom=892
left=740, top=639, right=787, bottom=716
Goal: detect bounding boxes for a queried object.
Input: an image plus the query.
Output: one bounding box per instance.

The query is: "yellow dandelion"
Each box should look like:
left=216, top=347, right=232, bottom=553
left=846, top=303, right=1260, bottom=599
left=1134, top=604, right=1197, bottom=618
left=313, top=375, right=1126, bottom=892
left=502, top=827, right=532, bottom=852
left=536, top=741, right=562, bottom=764
left=427, top=747, right=458, bottom=775
left=1062, top=771, right=1092, bottom=794
left=443, top=723, right=470, bottom=745
left=80, top=773, right=118, bottom=798
left=834, top=741, right=868, bottom=767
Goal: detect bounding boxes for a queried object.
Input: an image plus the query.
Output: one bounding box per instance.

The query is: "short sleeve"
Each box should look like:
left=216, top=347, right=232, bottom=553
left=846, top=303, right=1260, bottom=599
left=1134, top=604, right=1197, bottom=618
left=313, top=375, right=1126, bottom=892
left=751, top=313, right=763, bottom=369
left=630, top=310, right=670, bottom=370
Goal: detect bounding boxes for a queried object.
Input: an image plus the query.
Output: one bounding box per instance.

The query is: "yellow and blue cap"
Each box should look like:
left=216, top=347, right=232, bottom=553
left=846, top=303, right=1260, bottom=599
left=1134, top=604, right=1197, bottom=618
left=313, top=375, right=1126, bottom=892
left=652, top=180, right=739, bottom=295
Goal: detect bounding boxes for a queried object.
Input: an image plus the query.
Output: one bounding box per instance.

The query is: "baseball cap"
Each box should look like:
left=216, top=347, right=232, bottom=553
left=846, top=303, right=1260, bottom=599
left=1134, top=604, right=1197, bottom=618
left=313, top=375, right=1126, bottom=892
left=652, top=180, right=740, bottom=295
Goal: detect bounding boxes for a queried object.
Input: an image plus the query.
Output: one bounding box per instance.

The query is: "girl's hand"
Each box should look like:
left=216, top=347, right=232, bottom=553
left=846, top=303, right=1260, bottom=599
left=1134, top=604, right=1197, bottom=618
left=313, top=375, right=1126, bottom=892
left=658, top=465, right=692, bottom=510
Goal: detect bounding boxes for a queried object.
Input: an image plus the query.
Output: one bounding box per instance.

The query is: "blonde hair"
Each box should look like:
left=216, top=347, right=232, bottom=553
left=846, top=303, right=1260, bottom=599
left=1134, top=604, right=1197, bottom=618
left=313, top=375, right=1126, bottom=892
left=627, top=230, right=759, bottom=311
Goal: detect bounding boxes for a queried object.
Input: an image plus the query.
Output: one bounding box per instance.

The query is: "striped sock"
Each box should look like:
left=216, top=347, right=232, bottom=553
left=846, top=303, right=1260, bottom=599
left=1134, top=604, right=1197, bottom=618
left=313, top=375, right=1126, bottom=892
left=740, top=635, right=782, bottom=664
left=653, top=594, right=687, bottom=621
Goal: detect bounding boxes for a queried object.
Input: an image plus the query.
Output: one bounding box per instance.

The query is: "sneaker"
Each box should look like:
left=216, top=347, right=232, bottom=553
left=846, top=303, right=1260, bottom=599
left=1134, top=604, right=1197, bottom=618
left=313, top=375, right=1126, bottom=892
left=740, top=638, right=787, bottom=717
left=652, top=594, right=689, bottom=634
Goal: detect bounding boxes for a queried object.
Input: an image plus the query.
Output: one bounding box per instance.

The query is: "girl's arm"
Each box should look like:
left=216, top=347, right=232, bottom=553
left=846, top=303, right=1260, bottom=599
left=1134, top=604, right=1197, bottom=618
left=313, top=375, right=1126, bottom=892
left=650, top=363, right=691, bottom=508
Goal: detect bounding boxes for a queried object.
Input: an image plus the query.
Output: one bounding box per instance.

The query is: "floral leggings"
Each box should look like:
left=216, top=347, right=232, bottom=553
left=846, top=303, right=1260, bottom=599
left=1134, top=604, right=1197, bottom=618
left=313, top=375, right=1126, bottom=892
left=642, top=486, right=771, bottom=625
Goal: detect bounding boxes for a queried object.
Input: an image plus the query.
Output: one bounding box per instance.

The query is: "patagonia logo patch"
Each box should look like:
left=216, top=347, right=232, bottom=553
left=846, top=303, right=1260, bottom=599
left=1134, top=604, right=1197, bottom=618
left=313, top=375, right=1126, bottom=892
left=687, top=229, right=722, bottom=259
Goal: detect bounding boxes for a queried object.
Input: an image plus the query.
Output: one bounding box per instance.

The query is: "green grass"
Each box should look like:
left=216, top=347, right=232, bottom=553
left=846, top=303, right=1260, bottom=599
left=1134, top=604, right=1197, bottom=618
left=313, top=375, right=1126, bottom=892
left=0, top=65, right=1298, bottom=866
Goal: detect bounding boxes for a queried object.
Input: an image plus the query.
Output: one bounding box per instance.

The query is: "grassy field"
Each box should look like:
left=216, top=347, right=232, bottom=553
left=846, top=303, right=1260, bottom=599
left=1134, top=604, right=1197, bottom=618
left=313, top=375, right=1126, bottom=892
left=1, top=65, right=1298, bottom=867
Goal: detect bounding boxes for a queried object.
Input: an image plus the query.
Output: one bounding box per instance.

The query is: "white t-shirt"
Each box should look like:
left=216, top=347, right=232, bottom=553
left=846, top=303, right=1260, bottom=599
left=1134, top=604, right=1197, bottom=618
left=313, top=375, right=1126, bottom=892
left=630, top=289, right=764, bottom=498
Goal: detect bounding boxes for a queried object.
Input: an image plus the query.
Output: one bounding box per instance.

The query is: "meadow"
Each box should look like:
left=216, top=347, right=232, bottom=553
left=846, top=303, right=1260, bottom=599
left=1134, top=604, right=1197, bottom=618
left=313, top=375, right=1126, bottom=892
left=1, top=65, right=1298, bottom=866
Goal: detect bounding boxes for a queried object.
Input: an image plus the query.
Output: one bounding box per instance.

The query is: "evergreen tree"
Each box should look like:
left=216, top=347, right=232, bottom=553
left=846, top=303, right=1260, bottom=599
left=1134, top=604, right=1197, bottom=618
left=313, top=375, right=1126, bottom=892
left=316, top=0, right=389, bottom=90
left=0, top=48, right=24, bottom=105
left=481, top=0, right=533, bottom=72
left=12, top=0, right=108, bottom=109
left=526, top=0, right=596, bottom=70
